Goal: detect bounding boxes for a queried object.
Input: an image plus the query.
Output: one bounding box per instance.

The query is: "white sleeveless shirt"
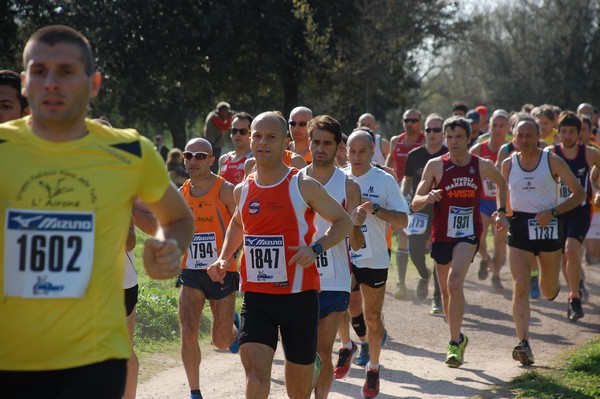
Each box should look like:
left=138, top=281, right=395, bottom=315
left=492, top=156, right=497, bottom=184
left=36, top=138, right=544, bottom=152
left=300, top=167, right=351, bottom=292
left=509, top=150, right=558, bottom=213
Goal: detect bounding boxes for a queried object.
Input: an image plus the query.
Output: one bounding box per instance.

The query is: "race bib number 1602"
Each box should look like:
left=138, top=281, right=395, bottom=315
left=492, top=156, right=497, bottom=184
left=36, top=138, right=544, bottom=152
left=4, top=209, right=95, bottom=298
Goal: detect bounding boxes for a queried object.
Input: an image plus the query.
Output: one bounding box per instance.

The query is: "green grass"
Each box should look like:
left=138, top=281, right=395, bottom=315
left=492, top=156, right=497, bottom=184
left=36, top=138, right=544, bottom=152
left=503, top=338, right=600, bottom=399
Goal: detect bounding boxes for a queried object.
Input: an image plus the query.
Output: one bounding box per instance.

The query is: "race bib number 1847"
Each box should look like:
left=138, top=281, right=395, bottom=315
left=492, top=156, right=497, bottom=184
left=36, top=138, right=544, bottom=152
left=243, top=235, right=287, bottom=283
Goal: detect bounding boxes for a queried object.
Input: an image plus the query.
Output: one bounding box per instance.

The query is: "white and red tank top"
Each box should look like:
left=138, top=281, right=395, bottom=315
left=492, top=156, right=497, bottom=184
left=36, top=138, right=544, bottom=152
left=239, top=168, right=319, bottom=294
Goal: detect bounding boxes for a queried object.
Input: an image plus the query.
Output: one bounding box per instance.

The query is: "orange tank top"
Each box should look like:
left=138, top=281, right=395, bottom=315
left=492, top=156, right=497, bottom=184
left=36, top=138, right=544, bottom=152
left=180, top=177, right=234, bottom=271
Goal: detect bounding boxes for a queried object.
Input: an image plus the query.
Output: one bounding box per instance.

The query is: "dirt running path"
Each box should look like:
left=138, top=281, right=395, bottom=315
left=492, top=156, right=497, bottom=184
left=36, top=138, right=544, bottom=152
left=137, top=259, right=600, bottom=398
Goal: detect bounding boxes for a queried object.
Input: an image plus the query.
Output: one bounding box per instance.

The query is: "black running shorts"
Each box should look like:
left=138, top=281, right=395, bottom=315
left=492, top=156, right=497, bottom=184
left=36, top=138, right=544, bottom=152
left=240, top=290, right=318, bottom=365
left=430, top=236, right=479, bottom=265
left=560, top=205, right=591, bottom=244
left=124, top=284, right=138, bottom=316
left=176, top=269, right=239, bottom=300
left=351, top=265, right=388, bottom=289
left=0, top=359, right=126, bottom=399
left=508, top=212, right=563, bottom=255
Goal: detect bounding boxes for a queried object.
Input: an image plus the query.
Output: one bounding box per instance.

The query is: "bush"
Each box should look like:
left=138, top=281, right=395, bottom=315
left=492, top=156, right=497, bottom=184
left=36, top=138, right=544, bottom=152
left=136, top=285, right=180, bottom=341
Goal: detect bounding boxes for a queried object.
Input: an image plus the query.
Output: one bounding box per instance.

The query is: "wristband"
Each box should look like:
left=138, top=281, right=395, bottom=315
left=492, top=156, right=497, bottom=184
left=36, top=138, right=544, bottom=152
left=497, top=207, right=507, bottom=214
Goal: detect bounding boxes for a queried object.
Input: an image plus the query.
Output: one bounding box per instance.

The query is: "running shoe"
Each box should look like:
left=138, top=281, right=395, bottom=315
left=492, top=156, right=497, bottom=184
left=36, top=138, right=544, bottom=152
left=334, top=341, right=357, bottom=379
left=478, top=259, right=489, bottom=280
left=568, top=298, right=584, bottom=322
left=229, top=312, right=240, bottom=354
left=355, top=342, right=370, bottom=366
left=190, top=393, right=202, bottom=399
left=393, top=283, right=407, bottom=300
left=416, top=269, right=431, bottom=300
left=512, top=340, right=535, bottom=365
left=584, top=248, right=593, bottom=265
left=530, top=275, right=540, bottom=299
left=491, top=276, right=504, bottom=292
left=361, top=366, right=380, bottom=399
left=431, top=296, right=443, bottom=315
left=445, top=334, right=468, bottom=368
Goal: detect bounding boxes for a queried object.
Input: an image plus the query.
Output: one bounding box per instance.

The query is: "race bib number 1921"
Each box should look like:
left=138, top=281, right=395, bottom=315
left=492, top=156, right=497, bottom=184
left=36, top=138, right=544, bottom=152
left=4, top=209, right=95, bottom=298
left=447, top=206, right=474, bottom=238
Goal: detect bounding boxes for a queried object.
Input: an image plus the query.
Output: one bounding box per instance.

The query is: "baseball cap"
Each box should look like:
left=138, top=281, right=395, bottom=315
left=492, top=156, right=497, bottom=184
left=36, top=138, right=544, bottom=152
left=466, top=109, right=481, bottom=123
left=475, top=105, right=487, bottom=118
left=216, top=101, right=230, bottom=110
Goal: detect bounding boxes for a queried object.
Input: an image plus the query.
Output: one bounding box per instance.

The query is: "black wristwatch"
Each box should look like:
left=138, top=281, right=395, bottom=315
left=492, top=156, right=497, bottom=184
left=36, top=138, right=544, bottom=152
left=551, top=208, right=559, bottom=217
left=497, top=207, right=507, bottom=214
left=311, top=243, right=323, bottom=255
left=372, top=204, right=381, bottom=215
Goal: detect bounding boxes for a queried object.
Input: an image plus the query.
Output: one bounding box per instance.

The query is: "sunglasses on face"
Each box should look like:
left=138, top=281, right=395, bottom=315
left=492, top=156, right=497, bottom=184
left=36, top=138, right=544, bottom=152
left=182, top=151, right=210, bottom=160
left=404, top=118, right=420, bottom=124
left=230, top=128, right=249, bottom=136
left=289, top=121, right=308, bottom=127
left=425, top=127, right=443, bottom=133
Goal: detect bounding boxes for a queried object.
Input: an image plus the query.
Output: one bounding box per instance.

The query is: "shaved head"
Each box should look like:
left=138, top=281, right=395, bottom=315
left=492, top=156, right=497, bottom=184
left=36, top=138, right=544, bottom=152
left=358, top=113, right=376, bottom=130
left=289, top=106, right=312, bottom=120
left=252, top=111, right=288, bottom=137
left=347, top=130, right=374, bottom=148
left=185, top=137, right=213, bottom=153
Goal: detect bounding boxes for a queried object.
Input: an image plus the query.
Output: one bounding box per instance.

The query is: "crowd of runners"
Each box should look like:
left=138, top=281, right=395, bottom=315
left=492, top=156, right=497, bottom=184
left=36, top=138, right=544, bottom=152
left=1, top=24, right=599, bottom=399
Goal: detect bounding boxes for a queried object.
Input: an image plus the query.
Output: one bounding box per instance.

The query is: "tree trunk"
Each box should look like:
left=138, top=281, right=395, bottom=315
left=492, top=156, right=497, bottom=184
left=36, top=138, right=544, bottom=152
left=166, top=113, right=188, bottom=151
left=282, top=67, right=299, bottom=119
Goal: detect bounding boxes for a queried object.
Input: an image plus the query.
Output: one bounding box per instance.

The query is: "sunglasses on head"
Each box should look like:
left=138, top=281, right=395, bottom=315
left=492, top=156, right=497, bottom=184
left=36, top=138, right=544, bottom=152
left=182, top=151, right=210, bottom=160
left=230, top=128, right=249, bottom=136
left=289, top=121, right=308, bottom=127
left=425, top=127, right=443, bottom=133
left=404, top=118, right=420, bottom=124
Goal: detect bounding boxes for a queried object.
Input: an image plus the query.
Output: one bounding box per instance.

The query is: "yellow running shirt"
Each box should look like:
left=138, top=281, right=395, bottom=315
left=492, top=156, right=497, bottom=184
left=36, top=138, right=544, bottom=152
left=0, top=117, right=170, bottom=371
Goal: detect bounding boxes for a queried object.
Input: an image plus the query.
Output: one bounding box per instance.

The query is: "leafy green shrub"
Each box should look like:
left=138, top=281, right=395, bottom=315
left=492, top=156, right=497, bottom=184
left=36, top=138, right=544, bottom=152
left=136, top=285, right=180, bottom=341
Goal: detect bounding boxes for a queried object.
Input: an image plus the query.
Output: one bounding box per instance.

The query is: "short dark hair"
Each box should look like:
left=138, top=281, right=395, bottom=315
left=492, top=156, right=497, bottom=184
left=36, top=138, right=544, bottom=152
left=532, top=105, right=556, bottom=121
left=232, top=111, right=254, bottom=126
left=558, top=111, right=582, bottom=133
left=24, top=25, right=94, bottom=76
left=452, top=101, right=469, bottom=115
left=443, top=116, right=471, bottom=138
left=308, top=115, right=342, bottom=144
left=0, top=70, right=28, bottom=111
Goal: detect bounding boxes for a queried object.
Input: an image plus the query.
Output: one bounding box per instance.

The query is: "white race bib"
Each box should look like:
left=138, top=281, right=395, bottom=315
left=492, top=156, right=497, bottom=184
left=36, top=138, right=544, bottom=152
left=559, top=181, right=570, bottom=201
left=243, top=235, right=287, bottom=283
left=483, top=177, right=497, bottom=197
left=185, top=232, right=218, bottom=269
left=404, top=213, right=428, bottom=235
left=4, top=209, right=95, bottom=298
left=316, top=250, right=335, bottom=279
left=528, top=218, right=558, bottom=240
left=447, top=206, right=474, bottom=238
left=350, top=225, right=373, bottom=262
